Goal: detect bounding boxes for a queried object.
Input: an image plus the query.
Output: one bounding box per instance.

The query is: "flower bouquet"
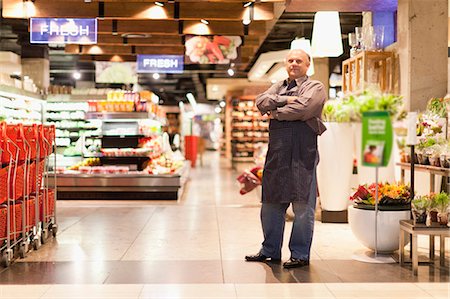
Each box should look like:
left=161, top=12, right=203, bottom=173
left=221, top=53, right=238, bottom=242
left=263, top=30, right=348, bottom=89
left=350, top=182, right=411, bottom=210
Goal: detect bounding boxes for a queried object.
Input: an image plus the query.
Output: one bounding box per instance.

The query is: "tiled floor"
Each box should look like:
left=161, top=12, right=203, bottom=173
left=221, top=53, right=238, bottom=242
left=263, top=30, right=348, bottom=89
left=0, top=152, right=448, bottom=298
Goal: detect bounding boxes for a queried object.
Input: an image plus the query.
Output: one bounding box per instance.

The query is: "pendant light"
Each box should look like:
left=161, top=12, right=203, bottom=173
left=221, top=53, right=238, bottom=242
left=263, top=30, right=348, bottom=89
left=311, top=11, right=343, bottom=58
left=290, top=38, right=315, bottom=76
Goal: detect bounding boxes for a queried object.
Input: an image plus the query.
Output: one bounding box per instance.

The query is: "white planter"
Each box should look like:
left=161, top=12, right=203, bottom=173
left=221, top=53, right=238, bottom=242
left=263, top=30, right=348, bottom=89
left=348, top=205, right=411, bottom=252
left=317, top=122, right=354, bottom=211
left=353, top=123, right=396, bottom=185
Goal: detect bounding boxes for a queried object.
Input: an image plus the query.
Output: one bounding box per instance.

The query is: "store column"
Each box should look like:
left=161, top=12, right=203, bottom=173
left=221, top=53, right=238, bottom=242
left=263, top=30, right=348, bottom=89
left=397, top=0, right=448, bottom=111
left=21, top=45, right=50, bottom=92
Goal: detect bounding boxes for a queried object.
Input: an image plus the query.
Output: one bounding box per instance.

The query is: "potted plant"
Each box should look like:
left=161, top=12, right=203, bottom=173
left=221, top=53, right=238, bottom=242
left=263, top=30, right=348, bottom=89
left=432, top=191, right=449, bottom=225
left=349, top=182, right=411, bottom=210
left=411, top=196, right=430, bottom=224
left=348, top=182, right=411, bottom=252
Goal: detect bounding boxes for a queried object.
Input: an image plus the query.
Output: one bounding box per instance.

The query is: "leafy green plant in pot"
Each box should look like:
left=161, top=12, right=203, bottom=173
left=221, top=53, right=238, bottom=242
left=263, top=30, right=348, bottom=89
left=432, top=191, right=450, bottom=225
left=411, top=196, right=430, bottom=224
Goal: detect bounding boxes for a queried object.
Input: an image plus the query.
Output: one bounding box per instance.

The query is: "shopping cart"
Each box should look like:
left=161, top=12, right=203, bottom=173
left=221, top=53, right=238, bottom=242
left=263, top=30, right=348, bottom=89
left=0, top=123, right=26, bottom=266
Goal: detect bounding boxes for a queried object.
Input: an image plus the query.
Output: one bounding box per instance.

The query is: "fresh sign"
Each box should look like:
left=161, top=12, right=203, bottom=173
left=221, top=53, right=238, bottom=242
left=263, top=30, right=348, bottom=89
left=30, top=18, right=97, bottom=44
left=137, top=55, right=184, bottom=74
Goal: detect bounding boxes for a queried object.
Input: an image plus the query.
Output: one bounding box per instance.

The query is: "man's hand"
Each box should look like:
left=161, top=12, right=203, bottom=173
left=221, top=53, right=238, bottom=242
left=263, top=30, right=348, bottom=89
left=286, top=96, right=297, bottom=104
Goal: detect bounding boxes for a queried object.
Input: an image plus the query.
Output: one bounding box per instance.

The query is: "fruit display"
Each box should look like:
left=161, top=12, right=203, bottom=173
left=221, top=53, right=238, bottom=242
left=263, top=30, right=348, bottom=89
left=144, top=154, right=184, bottom=175
left=67, top=157, right=101, bottom=170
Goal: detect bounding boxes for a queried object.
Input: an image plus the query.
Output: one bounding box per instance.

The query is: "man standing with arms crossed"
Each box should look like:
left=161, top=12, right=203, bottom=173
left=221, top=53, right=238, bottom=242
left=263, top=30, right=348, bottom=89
left=245, top=49, right=327, bottom=268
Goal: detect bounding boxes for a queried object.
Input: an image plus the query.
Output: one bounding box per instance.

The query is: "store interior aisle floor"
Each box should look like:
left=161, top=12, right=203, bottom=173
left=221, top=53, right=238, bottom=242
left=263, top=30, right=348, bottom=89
left=0, top=151, right=448, bottom=298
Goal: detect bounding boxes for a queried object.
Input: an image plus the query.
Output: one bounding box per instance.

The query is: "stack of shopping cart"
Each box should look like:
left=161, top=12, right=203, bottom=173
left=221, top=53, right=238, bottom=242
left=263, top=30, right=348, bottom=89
left=0, top=123, right=57, bottom=267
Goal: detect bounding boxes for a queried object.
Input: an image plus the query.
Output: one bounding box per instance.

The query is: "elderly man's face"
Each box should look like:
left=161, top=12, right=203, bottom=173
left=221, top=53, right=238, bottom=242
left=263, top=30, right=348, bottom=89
left=285, top=50, right=310, bottom=80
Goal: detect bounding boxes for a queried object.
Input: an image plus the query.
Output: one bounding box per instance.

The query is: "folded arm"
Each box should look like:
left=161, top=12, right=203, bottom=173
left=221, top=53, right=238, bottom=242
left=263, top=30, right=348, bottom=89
left=272, top=81, right=327, bottom=121
left=255, top=83, right=289, bottom=115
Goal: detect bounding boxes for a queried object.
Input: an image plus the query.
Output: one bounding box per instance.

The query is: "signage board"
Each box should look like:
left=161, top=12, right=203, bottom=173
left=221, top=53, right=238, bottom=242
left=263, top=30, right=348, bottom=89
left=184, top=35, right=242, bottom=64
left=361, top=111, right=393, bottom=167
left=136, top=55, right=184, bottom=74
left=30, top=18, right=97, bottom=44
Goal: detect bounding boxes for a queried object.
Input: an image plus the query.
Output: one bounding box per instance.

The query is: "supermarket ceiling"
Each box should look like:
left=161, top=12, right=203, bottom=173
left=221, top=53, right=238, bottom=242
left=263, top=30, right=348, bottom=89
left=0, top=0, right=397, bottom=105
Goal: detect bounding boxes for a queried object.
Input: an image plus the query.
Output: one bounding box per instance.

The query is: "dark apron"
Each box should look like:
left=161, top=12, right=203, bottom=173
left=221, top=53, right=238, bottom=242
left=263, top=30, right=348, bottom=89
left=261, top=119, right=318, bottom=204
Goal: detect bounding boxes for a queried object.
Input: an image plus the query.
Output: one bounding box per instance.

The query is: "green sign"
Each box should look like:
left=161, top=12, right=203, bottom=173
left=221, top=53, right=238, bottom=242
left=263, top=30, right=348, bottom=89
left=361, top=111, right=393, bottom=167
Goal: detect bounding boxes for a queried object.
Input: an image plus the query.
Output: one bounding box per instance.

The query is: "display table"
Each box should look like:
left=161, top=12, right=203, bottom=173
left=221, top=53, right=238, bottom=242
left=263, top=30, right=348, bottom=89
left=399, top=220, right=450, bottom=275
left=48, top=163, right=190, bottom=200
left=397, top=162, right=450, bottom=193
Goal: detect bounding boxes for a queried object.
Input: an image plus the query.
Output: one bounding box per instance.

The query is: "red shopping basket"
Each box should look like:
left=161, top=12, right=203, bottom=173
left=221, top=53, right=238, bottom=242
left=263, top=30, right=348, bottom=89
left=0, top=201, right=23, bottom=240
left=0, top=166, right=7, bottom=204
left=23, top=124, right=39, bottom=160
left=25, top=197, right=36, bottom=230
left=5, top=124, right=26, bottom=162
left=8, top=162, right=24, bottom=200
left=0, top=122, right=9, bottom=164
left=38, top=189, right=55, bottom=222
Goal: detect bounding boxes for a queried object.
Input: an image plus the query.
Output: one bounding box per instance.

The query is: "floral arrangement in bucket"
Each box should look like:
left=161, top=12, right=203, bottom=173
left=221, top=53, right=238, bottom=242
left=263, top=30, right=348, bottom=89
left=350, top=182, right=411, bottom=210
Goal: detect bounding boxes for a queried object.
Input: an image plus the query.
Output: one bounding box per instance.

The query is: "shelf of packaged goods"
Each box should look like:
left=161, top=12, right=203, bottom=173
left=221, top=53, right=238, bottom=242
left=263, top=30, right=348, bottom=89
left=46, top=118, right=85, bottom=121
left=232, top=157, right=254, bottom=162
left=47, top=162, right=190, bottom=200
left=233, top=147, right=255, bottom=152
left=232, top=116, right=255, bottom=121
left=86, top=112, right=149, bottom=120
left=55, top=127, right=99, bottom=131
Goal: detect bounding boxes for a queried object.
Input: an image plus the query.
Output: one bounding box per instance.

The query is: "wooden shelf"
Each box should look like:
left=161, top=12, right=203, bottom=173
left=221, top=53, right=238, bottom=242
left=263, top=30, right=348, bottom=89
left=342, top=50, right=395, bottom=94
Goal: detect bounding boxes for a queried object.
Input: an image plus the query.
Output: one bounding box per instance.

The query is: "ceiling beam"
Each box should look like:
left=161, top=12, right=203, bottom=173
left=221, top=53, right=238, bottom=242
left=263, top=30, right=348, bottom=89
left=3, top=0, right=274, bottom=20
left=285, top=0, right=398, bottom=12
left=66, top=44, right=185, bottom=55
left=95, top=35, right=182, bottom=46
left=78, top=54, right=252, bottom=64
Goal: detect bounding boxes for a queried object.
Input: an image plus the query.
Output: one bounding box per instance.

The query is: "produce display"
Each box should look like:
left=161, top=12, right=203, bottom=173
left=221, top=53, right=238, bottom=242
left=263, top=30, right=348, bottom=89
left=144, top=154, right=185, bottom=175
left=67, top=157, right=101, bottom=170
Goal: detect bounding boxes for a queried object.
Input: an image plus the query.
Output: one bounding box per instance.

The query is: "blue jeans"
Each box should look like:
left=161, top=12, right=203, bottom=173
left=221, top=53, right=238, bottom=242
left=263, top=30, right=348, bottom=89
left=259, top=168, right=317, bottom=260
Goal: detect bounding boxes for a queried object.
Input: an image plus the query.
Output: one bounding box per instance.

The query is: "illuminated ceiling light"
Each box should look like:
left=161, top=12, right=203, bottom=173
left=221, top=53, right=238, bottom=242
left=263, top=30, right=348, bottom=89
left=219, top=100, right=226, bottom=108
left=212, top=85, right=219, bottom=92
left=214, top=106, right=222, bottom=114
left=271, top=79, right=277, bottom=84
left=184, top=23, right=210, bottom=35
left=135, top=6, right=168, bottom=19
left=290, top=38, right=315, bottom=76
left=22, top=0, right=36, bottom=18
left=152, top=73, right=160, bottom=80
left=154, top=1, right=164, bottom=7
left=110, top=55, right=124, bottom=62
left=242, top=2, right=254, bottom=25
left=87, top=46, right=103, bottom=54
left=84, top=0, right=92, bottom=2
left=200, top=19, right=209, bottom=25
left=73, top=71, right=81, bottom=80
left=311, top=11, right=343, bottom=58
left=227, top=68, right=235, bottom=77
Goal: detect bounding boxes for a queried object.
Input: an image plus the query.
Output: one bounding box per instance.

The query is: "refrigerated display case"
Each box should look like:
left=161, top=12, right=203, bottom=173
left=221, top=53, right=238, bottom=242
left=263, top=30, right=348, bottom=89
left=48, top=109, right=189, bottom=200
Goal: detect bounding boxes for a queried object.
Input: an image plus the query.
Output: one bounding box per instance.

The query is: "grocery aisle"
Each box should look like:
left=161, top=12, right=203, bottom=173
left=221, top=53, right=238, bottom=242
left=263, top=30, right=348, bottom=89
left=0, top=151, right=448, bottom=298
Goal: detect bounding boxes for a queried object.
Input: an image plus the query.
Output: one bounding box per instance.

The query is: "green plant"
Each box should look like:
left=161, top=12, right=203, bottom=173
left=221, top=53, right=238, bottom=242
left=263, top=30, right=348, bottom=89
left=427, top=98, right=449, bottom=118
left=432, top=191, right=450, bottom=213
left=411, top=196, right=430, bottom=211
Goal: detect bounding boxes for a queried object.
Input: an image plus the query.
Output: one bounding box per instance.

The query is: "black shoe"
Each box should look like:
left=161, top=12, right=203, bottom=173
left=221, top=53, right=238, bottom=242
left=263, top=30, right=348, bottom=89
left=283, top=258, right=309, bottom=268
left=245, top=252, right=281, bottom=262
